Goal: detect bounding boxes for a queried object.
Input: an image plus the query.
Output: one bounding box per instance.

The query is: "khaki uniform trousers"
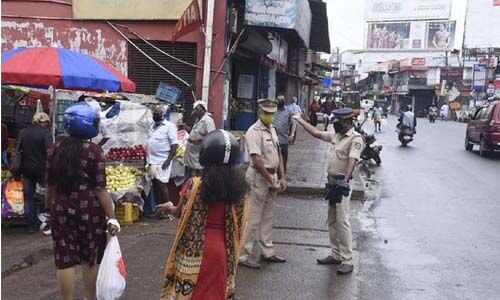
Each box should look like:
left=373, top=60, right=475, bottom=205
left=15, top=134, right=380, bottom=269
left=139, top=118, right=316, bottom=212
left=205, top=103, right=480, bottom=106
left=239, top=170, right=277, bottom=262
left=328, top=187, right=353, bottom=264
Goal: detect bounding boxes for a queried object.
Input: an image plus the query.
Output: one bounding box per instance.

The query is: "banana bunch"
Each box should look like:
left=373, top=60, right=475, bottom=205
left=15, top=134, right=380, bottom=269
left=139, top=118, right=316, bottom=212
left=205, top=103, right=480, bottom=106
left=174, top=145, right=186, bottom=160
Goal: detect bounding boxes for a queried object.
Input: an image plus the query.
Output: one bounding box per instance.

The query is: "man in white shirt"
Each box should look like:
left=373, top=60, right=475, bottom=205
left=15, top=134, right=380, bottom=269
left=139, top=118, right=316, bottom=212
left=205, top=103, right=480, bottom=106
left=184, top=101, right=216, bottom=177
left=440, top=103, right=449, bottom=121
left=147, top=107, right=178, bottom=207
left=372, top=103, right=384, bottom=132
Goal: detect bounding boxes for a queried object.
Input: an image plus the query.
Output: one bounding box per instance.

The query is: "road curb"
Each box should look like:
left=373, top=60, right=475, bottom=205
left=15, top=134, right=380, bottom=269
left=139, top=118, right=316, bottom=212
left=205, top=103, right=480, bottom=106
left=285, top=173, right=366, bottom=201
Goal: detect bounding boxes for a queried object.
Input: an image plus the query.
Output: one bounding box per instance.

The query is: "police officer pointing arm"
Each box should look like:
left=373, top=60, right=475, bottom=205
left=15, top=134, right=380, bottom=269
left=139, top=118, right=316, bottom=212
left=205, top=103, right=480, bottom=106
left=293, top=108, right=363, bottom=275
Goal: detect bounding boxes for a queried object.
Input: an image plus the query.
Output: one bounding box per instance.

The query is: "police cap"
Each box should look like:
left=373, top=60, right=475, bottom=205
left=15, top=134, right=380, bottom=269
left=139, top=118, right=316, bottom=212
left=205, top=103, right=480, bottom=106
left=333, top=108, right=355, bottom=119
left=258, top=98, right=278, bottom=113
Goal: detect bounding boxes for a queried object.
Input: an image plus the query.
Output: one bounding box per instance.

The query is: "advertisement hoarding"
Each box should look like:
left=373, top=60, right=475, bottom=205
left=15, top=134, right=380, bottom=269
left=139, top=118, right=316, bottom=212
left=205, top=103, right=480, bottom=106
left=409, top=21, right=426, bottom=49
left=244, top=0, right=311, bottom=47
left=73, top=0, right=191, bottom=20
left=464, top=0, right=500, bottom=48
left=367, top=22, right=410, bottom=49
left=366, top=21, right=456, bottom=49
left=427, top=21, right=456, bottom=49
left=365, top=0, right=451, bottom=21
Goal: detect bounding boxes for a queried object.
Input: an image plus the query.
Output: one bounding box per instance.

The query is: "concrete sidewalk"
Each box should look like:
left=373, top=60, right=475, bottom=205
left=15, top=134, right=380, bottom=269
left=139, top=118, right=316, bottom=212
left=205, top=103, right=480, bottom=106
left=286, top=126, right=365, bottom=200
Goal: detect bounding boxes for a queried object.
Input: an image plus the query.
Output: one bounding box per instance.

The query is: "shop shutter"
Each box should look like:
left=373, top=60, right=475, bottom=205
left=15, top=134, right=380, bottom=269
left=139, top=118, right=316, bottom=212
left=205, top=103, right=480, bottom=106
left=128, top=39, right=197, bottom=116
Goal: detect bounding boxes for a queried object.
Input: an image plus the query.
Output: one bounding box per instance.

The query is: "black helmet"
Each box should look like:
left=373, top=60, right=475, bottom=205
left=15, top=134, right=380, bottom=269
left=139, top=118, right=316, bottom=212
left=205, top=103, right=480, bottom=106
left=200, top=130, right=240, bottom=167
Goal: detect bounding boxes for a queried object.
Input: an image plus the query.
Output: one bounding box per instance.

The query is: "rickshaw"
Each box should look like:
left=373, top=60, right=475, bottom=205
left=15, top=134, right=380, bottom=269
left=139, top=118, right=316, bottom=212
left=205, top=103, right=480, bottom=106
left=341, top=91, right=361, bottom=116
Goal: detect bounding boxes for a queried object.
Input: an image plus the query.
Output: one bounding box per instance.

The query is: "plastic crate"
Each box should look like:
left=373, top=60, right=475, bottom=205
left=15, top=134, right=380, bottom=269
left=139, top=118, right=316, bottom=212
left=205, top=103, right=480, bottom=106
left=57, top=99, right=76, bottom=113
left=56, top=113, right=66, bottom=134
left=14, top=105, right=35, bottom=127
left=23, top=91, right=50, bottom=110
left=155, top=82, right=181, bottom=104
left=115, top=203, right=140, bottom=226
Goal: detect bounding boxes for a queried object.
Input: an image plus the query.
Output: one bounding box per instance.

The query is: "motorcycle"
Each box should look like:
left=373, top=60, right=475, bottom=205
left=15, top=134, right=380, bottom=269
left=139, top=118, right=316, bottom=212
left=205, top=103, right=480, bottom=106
left=355, top=120, right=383, bottom=165
left=428, top=111, right=437, bottom=123
left=398, top=125, right=414, bottom=147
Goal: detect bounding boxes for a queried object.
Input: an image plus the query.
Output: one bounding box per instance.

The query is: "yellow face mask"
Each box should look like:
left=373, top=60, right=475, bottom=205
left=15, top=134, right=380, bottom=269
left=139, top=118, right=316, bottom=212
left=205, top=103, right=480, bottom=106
left=259, top=113, right=274, bottom=126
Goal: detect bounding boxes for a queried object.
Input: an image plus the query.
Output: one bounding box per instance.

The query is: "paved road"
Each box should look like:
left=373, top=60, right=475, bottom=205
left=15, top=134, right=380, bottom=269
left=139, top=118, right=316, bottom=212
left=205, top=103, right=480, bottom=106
left=356, top=116, right=500, bottom=300
left=2, top=117, right=499, bottom=299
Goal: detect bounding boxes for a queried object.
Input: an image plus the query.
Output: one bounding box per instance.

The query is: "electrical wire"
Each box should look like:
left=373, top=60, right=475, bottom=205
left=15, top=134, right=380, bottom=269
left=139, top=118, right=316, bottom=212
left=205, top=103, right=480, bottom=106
left=107, top=21, right=191, bottom=87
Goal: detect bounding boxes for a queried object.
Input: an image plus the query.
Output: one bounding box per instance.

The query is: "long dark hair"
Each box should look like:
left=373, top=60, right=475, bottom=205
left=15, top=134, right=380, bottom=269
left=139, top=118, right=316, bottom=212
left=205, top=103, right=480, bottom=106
left=200, top=165, right=248, bottom=205
left=48, top=137, right=84, bottom=195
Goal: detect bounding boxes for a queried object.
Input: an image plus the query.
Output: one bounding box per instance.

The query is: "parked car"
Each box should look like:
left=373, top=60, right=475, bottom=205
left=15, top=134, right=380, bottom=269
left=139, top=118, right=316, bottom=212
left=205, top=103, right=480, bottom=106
left=465, top=99, right=500, bottom=156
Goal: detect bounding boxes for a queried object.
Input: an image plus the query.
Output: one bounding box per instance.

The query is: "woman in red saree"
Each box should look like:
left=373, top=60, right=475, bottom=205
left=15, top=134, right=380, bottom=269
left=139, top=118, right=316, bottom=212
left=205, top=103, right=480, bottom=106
left=157, top=130, right=248, bottom=300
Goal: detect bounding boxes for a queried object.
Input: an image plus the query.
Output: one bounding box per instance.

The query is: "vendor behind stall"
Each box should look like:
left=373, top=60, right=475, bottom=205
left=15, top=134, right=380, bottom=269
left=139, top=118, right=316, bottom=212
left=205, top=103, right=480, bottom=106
left=147, top=107, right=178, bottom=214
left=78, top=95, right=111, bottom=147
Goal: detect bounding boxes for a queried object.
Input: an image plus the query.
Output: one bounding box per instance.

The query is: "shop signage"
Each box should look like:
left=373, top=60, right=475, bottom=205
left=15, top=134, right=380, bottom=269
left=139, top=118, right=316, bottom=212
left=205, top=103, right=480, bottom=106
left=244, top=0, right=312, bottom=47
left=479, top=57, right=497, bottom=68
left=365, top=0, right=451, bottom=21
left=172, top=0, right=202, bottom=42
left=412, top=58, right=426, bottom=66
left=73, top=0, right=191, bottom=20
left=472, top=64, right=487, bottom=90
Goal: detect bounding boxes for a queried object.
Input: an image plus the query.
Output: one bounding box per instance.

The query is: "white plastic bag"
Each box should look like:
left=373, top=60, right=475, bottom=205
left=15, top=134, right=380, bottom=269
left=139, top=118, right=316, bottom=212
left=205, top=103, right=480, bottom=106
left=381, top=118, right=388, bottom=127
left=96, top=236, right=127, bottom=300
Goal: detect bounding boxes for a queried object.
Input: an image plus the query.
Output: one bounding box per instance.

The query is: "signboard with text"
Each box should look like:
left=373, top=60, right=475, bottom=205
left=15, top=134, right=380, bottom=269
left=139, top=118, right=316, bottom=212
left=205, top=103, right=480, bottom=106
left=244, top=0, right=311, bottom=47
left=473, top=64, right=487, bottom=90
left=73, top=0, right=191, bottom=20
left=365, top=0, right=451, bottom=21
left=366, top=20, right=456, bottom=50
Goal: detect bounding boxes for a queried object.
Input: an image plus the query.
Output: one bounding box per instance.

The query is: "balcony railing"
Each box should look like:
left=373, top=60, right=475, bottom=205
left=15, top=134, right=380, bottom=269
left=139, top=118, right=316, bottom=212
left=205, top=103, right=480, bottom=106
left=408, top=78, right=428, bottom=86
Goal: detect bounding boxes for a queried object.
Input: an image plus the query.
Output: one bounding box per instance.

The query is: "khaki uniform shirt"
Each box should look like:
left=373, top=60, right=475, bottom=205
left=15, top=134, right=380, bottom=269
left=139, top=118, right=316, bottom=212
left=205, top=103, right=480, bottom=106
left=184, top=113, right=216, bottom=169
left=320, top=127, right=364, bottom=176
left=245, top=119, right=280, bottom=170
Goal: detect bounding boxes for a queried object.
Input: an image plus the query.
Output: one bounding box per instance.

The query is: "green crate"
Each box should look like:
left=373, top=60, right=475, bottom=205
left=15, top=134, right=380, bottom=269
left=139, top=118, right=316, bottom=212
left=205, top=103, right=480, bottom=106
left=57, top=99, right=75, bottom=113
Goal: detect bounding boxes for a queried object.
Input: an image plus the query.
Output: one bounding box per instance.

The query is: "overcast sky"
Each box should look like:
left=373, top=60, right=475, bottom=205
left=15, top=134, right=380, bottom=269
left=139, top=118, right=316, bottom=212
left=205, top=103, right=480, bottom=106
left=326, top=0, right=468, bottom=52
left=327, top=0, right=366, bottom=51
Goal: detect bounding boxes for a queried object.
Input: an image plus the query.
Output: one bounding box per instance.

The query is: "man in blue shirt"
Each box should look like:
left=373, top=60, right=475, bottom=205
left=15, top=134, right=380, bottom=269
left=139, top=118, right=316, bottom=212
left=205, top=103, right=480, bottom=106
left=287, top=96, right=302, bottom=144
left=147, top=107, right=178, bottom=208
left=273, top=96, right=294, bottom=172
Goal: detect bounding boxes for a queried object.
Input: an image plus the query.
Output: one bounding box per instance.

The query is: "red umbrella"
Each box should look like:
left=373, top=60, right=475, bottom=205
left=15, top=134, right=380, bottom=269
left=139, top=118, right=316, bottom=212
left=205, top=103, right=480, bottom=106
left=2, top=47, right=135, bottom=92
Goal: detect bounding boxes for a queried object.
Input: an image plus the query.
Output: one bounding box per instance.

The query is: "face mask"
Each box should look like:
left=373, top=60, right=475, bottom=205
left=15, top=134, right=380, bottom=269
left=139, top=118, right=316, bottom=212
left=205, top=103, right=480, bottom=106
left=260, top=113, right=274, bottom=126
left=277, top=100, right=285, bottom=109
left=333, top=120, right=345, bottom=133
left=153, top=114, right=163, bottom=123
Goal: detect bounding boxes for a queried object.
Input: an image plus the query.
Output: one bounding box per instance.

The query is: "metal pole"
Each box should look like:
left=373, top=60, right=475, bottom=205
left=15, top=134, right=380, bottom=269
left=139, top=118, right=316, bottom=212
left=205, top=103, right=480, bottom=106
left=201, top=0, right=216, bottom=108
left=48, top=85, right=57, bottom=140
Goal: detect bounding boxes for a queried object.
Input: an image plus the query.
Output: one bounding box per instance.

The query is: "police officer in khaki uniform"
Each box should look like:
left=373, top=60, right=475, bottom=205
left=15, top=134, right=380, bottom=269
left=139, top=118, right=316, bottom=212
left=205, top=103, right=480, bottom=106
left=294, top=108, right=364, bottom=275
left=239, top=99, right=287, bottom=269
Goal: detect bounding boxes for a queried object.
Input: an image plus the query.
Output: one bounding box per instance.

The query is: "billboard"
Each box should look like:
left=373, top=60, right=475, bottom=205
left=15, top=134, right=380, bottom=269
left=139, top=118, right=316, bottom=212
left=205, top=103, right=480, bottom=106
left=427, top=21, right=456, bottom=49
left=367, top=22, right=410, bottom=49
left=73, top=0, right=191, bottom=20
left=244, top=0, right=312, bottom=47
left=409, top=21, right=426, bottom=49
left=366, top=21, right=456, bottom=49
left=464, top=0, right=500, bottom=48
left=365, top=0, right=451, bottom=21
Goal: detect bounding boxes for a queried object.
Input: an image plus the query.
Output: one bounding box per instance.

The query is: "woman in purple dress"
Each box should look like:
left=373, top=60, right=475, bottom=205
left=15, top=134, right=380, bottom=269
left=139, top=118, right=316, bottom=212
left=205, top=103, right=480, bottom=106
left=45, top=102, right=120, bottom=300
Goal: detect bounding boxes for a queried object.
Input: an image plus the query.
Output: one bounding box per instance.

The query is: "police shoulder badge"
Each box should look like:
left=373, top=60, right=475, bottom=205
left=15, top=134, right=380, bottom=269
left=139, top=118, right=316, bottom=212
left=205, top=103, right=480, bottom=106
left=354, top=142, right=362, bottom=150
